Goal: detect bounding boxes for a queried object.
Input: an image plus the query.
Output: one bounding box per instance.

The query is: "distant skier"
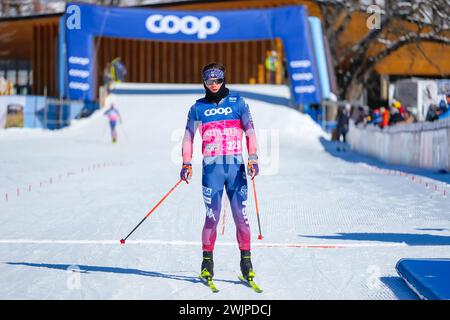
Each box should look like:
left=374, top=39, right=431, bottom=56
left=104, top=104, right=122, bottom=143
left=180, top=63, right=259, bottom=285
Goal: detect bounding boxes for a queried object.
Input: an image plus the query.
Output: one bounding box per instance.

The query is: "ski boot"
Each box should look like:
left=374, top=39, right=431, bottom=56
left=239, top=250, right=262, bottom=293
left=240, top=250, right=255, bottom=280
left=200, top=251, right=214, bottom=279
left=199, top=251, right=218, bottom=292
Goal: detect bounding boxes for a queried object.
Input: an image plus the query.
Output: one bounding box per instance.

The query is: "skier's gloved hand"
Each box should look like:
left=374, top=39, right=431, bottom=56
left=247, top=154, right=259, bottom=179
left=180, top=162, right=193, bottom=183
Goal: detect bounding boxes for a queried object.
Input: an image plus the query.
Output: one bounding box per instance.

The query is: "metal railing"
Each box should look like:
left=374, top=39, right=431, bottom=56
left=348, top=118, right=450, bottom=171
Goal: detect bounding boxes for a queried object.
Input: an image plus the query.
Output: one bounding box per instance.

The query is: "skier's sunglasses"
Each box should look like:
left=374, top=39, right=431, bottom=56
left=204, top=78, right=224, bottom=86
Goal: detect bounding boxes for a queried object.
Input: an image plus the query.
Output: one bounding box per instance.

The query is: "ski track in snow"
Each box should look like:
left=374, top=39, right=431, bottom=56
left=0, top=84, right=449, bottom=299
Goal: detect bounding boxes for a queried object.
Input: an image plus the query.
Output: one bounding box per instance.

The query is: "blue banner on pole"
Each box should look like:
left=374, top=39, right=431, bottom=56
left=309, top=17, right=330, bottom=100
left=65, top=3, right=322, bottom=105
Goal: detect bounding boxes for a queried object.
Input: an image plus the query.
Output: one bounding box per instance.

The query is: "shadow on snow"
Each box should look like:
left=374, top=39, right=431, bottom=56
left=5, top=262, right=241, bottom=285
left=299, top=232, right=450, bottom=246
left=319, top=137, right=450, bottom=185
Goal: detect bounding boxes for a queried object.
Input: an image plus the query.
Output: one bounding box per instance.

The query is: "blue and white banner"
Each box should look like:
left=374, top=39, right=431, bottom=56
left=309, top=17, right=331, bottom=100
left=65, top=3, right=322, bottom=104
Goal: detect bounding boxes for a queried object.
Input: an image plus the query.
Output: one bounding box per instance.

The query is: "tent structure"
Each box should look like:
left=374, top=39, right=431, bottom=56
left=63, top=2, right=323, bottom=105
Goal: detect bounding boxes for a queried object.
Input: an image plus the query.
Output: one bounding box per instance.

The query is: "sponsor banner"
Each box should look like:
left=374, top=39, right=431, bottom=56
left=309, top=17, right=331, bottom=100
left=292, top=73, right=314, bottom=81
left=290, top=60, right=311, bottom=68
left=65, top=3, right=321, bottom=104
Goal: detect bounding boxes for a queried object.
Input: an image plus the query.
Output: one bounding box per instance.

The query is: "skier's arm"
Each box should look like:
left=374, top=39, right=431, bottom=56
left=240, top=100, right=257, bottom=156
left=182, top=106, right=199, bottom=163
left=240, top=99, right=259, bottom=178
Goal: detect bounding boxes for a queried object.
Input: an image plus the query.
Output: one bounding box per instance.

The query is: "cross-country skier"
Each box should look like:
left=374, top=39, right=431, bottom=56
left=180, top=63, right=259, bottom=284
left=104, top=104, right=122, bottom=143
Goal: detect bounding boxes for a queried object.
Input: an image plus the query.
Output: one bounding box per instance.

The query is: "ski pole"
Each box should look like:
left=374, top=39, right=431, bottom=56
left=120, top=179, right=185, bottom=244
left=251, top=177, right=263, bottom=240
left=221, top=196, right=229, bottom=235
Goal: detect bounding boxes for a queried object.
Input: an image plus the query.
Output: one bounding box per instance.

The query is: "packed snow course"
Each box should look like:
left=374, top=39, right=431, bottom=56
left=1, top=84, right=449, bottom=299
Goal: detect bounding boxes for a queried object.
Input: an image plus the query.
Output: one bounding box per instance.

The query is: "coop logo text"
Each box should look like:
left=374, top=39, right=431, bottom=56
left=205, top=107, right=232, bottom=117
left=146, top=15, right=220, bottom=39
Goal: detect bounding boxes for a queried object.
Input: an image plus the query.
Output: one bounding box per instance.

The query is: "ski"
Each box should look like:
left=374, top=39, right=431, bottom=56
left=199, top=267, right=218, bottom=293
left=238, top=275, right=263, bottom=293
left=199, top=275, right=219, bottom=293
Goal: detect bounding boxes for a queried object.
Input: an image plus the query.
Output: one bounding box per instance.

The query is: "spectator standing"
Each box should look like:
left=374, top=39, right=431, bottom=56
left=438, top=98, right=450, bottom=120
left=103, top=58, right=127, bottom=94
left=392, top=100, right=406, bottom=117
left=264, top=50, right=278, bottom=84
left=110, top=57, right=127, bottom=83
left=335, top=104, right=350, bottom=151
left=380, top=107, right=390, bottom=128
left=426, top=104, right=441, bottom=122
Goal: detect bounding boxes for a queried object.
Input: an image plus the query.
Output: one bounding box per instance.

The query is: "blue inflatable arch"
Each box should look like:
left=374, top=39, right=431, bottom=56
left=64, top=3, right=322, bottom=105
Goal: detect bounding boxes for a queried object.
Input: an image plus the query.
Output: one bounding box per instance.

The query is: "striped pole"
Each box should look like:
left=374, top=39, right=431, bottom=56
left=251, top=178, right=264, bottom=240
left=120, top=179, right=185, bottom=244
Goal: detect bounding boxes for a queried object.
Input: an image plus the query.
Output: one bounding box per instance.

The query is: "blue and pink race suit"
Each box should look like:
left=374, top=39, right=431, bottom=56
left=104, top=108, right=121, bottom=140
left=182, top=93, right=257, bottom=252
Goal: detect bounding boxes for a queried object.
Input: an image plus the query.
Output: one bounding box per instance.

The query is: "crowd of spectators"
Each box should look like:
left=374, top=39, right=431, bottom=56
left=350, top=100, right=414, bottom=129
left=425, top=94, right=450, bottom=122
left=349, top=94, right=450, bottom=130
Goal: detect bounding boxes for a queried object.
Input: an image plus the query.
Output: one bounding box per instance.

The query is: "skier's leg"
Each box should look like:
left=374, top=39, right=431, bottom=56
left=200, top=160, right=226, bottom=278
left=225, top=162, right=251, bottom=252
left=225, top=162, right=255, bottom=278
left=110, top=121, right=117, bottom=142
left=201, top=161, right=225, bottom=253
left=200, top=250, right=214, bottom=278
left=335, top=129, right=341, bottom=151
left=342, top=132, right=347, bottom=151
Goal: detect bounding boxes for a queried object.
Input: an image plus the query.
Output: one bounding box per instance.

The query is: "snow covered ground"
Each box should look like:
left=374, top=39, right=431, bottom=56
left=1, top=84, right=450, bottom=300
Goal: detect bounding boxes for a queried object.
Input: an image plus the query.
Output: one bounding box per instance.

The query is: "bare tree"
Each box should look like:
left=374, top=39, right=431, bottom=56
left=315, top=0, right=450, bottom=101
left=1, top=1, right=34, bottom=16
left=0, top=1, right=189, bottom=17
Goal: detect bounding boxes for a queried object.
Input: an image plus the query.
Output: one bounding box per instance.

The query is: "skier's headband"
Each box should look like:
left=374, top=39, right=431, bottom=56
left=202, top=68, right=224, bottom=81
